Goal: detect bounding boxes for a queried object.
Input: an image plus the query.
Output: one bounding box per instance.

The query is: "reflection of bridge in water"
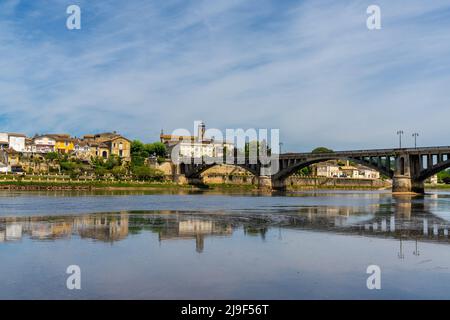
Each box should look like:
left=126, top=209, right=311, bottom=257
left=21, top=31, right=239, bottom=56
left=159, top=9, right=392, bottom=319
left=0, top=199, right=449, bottom=253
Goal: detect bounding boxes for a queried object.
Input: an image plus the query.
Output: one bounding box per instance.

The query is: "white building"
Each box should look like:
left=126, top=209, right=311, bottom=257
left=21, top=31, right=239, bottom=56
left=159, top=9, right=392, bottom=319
left=7, top=133, right=26, bottom=152
left=0, top=133, right=9, bottom=149
left=316, top=162, right=340, bottom=177
left=30, top=135, right=56, bottom=153
left=160, top=122, right=234, bottom=159
left=315, top=160, right=380, bottom=179
left=6, top=224, right=22, bottom=241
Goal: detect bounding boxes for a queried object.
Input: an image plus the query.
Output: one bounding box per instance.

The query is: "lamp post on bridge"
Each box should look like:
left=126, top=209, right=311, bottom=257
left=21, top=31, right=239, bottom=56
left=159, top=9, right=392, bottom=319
left=396, top=130, right=404, bottom=148
left=279, top=142, right=283, bottom=154
left=412, top=132, right=419, bottom=148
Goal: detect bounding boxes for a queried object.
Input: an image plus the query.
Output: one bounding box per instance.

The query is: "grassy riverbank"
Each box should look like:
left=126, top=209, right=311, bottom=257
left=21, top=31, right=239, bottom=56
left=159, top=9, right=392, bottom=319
left=0, top=180, right=193, bottom=190
left=425, top=183, right=450, bottom=189
left=0, top=178, right=390, bottom=192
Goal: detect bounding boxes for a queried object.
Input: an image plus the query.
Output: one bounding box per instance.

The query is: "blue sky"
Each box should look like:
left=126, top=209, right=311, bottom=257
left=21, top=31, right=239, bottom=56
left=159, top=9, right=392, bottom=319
left=1, top=0, right=450, bottom=151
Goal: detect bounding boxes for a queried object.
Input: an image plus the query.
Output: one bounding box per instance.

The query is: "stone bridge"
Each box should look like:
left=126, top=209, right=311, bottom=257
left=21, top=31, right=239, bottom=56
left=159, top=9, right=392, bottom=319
left=176, top=146, right=450, bottom=193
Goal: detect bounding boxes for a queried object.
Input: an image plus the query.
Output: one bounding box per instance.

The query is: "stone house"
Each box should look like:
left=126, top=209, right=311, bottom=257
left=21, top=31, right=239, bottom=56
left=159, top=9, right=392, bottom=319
left=83, top=132, right=131, bottom=161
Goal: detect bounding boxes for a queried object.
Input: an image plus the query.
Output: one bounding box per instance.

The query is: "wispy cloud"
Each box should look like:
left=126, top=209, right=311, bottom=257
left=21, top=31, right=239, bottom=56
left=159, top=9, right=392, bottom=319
left=1, top=0, right=450, bottom=150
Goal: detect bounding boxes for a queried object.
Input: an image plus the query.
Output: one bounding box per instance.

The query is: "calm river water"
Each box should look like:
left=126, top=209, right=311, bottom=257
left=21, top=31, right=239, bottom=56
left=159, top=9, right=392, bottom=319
left=1, top=189, right=450, bottom=299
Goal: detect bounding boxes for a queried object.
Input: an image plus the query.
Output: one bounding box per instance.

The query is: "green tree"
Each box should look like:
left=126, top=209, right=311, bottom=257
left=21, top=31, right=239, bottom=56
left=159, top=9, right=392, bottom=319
left=298, top=166, right=312, bottom=176
left=45, top=152, right=59, bottom=161
left=111, top=166, right=126, bottom=179
left=312, top=147, right=334, bottom=154
left=131, top=140, right=167, bottom=167
left=146, top=142, right=166, bottom=158
left=437, top=169, right=450, bottom=183
left=104, top=155, right=121, bottom=170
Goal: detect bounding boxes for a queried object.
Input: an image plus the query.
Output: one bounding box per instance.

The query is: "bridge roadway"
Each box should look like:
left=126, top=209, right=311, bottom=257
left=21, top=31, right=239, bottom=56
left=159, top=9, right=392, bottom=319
left=278, top=146, right=450, bottom=192
left=178, top=146, right=450, bottom=193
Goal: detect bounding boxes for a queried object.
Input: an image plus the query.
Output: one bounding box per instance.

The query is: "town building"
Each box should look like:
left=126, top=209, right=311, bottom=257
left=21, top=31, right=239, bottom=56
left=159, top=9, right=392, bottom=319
left=0, top=133, right=9, bottom=150
left=315, top=161, right=340, bottom=178
left=47, top=134, right=75, bottom=154
left=30, top=135, right=56, bottom=153
left=83, top=132, right=131, bottom=161
left=160, top=122, right=234, bottom=159
left=0, top=133, right=27, bottom=152
left=314, top=160, right=380, bottom=179
left=73, top=139, right=91, bottom=160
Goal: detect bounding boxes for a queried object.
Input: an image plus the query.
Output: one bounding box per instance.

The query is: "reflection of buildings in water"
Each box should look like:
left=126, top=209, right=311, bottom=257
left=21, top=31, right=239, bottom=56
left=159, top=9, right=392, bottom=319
left=158, top=219, right=233, bottom=253
left=0, top=213, right=130, bottom=242
left=29, top=222, right=73, bottom=239
left=74, top=213, right=129, bottom=242
left=6, top=224, right=22, bottom=241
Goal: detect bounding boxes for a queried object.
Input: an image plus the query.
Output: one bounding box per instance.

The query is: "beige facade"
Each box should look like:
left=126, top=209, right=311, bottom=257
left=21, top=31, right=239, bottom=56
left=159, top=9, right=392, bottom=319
left=83, top=132, right=131, bottom=161
left=109, top=137, right=131, bottom=160
left=316, top=162, right=340, bottom=178
left=88, top=142, right=110, bottom=159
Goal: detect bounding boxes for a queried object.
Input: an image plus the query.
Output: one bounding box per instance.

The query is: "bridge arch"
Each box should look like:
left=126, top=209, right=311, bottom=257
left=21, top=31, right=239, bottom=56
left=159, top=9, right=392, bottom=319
left=180, top=162, right=260, bottom=179
left=273, top=156, right=394, bottom=182
left=417, top=158, right=450, bottom=181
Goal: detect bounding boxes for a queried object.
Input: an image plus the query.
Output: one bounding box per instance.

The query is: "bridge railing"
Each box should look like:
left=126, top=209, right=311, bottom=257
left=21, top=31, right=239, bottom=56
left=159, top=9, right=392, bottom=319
left=280, top=146, right=450, bottom=159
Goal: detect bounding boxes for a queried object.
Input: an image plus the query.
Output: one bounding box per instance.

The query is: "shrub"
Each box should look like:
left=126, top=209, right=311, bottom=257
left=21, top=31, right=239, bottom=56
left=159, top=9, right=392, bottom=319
left=132, top=166, right=165, bottom=181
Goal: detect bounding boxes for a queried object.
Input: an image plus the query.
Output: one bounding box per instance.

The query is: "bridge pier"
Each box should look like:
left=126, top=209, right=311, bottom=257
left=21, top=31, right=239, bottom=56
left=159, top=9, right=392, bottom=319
left=255, top=176, right=286, bottom=191
left=257, top=175, right=273, bottom=190
left=392, top=154, right=425, bottom=194
left=392, top=176, right=424, bottom=193
left=271, top=178, right=287, bottom=191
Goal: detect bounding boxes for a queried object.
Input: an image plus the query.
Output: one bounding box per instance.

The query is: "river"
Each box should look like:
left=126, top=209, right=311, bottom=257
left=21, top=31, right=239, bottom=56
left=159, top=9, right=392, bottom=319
left=1, top=189, right=450, bottom=299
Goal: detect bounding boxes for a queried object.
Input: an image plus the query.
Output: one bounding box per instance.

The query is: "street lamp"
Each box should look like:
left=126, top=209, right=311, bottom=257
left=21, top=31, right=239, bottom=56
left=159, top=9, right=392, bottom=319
left=412, top=132, right=419, bottom=148
left=279, top=142, right=284, bottom=154
left=397, top=130, right=404, bottom=148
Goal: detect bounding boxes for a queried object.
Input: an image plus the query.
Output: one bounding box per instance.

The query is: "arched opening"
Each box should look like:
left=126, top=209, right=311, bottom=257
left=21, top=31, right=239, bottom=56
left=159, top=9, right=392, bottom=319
left=400, top=157, right=405, bottom=175
left=102, top=151, right=108, bottom=158
left=277, top=157, right=391, bottom=180
left=417, top=157, right=450, bottom=182
left=184, top=163, right=258, bottom=180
